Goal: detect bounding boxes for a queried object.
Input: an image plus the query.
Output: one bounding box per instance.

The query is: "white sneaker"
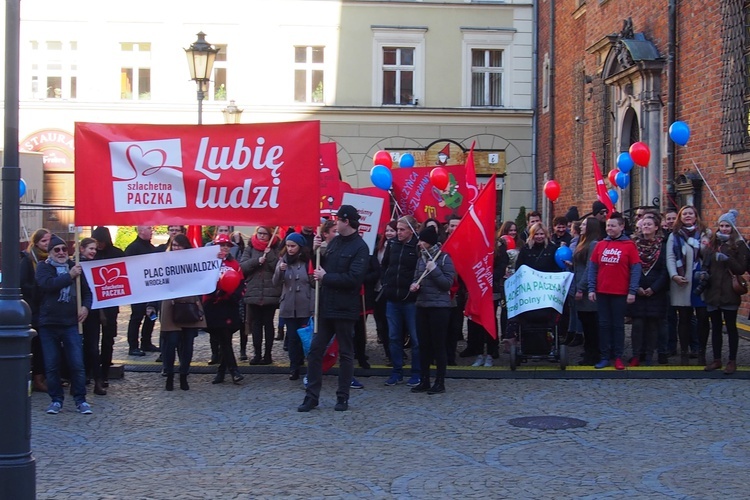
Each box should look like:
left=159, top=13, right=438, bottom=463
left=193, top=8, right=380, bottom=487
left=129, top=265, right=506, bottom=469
left=471, top=355, right=485, bottom=367
left=484, top=355, right=493, bottom=367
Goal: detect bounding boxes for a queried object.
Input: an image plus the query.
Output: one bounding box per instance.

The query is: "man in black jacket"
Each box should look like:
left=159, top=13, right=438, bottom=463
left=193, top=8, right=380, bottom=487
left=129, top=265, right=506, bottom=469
left=124, top=226, right=157, bottom=356
left=298, top=205, right=369, bottom=412
left=381, top=215, right=421, bottom=387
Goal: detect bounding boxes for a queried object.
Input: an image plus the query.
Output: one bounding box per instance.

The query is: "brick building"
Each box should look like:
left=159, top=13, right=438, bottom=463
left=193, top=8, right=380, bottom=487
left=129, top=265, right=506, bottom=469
left=535, top=0, right=749, bottom=229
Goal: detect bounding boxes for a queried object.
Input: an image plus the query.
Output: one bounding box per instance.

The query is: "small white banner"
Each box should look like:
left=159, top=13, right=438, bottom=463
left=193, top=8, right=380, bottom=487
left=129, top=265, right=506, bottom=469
left=341, top=192, right=384, bottom=253
left=80, top=246, right=222, bottom=309
left=504, top=264, right=573, bottom=319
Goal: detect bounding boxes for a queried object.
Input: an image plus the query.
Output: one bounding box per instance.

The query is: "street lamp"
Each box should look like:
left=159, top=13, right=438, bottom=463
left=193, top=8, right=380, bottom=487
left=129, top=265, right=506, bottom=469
left=184, top=32, right=219, bottom=125
left=222, top=100, right=244, bottom=124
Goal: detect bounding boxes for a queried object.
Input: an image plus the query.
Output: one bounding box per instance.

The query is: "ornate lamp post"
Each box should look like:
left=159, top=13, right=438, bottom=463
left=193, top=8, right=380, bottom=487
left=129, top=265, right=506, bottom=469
left=222, top=100, right=244, bottom=124
left=184, top=32, right=219, bottom=125
left=1, top=0, right=37, bottom=497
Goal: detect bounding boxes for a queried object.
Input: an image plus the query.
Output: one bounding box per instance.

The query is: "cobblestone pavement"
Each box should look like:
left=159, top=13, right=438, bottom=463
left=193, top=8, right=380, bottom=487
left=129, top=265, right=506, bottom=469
left=32, top=375, right=750, bottom=499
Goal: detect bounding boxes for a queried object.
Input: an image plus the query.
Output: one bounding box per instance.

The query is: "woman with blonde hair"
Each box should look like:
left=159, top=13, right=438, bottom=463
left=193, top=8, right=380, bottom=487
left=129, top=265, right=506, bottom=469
left=515, top=222, right=558, bottom=272
left=21, top=227, right=52, bottom=392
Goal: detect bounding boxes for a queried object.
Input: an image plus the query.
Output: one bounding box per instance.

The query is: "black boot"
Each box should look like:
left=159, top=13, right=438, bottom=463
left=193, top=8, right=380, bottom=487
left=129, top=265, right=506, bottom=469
left=239, top=348, right=248, bottom=362
left=231, top=370, right=244, bottom=384
left=260, top=349, right=273, bottom=365
left=410, top=379, right=431, bottom=393
left=334, top=396, right=349, bottom=412
left=427, top=379, right=445, bottom=395
left=212, top=372, right=225, bottom=384
left=165, top=374, right=174, bottom=391
left=249, top=350, right=262, bottom=365
left=179, top=374, right=189, bottom=391
left=567, top=334, right=584, bottom=347
left=94, top=379, right=107, bottom=396
left=297, top=395, right=319, bottom=412
left=275, top=326, right=285, bottom=341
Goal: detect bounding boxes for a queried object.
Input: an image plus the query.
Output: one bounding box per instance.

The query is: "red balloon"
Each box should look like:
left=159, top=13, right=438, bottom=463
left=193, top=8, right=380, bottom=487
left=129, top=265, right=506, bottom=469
left=608, top=168, right=620, bottom=187
left=373, top=150, right=393, bottom=169
left=629, top=142, right=651, bottom=167
left=501, top=235, right=516, bottom=250
left=430, top=167, right=449, bottom=190
left=218, top=268, right=242, bottom=294
left=543, top=180, right=561, bottom=202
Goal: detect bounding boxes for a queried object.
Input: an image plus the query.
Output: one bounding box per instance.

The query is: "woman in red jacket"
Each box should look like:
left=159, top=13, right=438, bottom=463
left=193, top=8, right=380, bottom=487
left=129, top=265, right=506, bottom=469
left=588, top=213, right=642, bottom=370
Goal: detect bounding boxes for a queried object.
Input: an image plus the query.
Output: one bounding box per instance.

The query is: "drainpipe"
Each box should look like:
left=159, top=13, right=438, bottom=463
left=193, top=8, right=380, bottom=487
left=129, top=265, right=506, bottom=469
left=547, top=0, right=556, bottom=198
left=530, top=0, right=539, bottom=211
left=666, top=0, right=677, bottom=209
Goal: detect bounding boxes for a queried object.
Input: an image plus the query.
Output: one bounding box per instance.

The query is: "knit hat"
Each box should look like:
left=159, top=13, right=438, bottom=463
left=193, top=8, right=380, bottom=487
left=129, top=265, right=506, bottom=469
left=48, top=234, right=67, bottom=251
left=285, top=232, right=306, bottom=248
left=719, top=209, right=738, bottom=227
left=592, top=200, right=608, bottom=215
left=418, top=226, right=439, bottom=246
left=564, top=206, right=580, bottom=222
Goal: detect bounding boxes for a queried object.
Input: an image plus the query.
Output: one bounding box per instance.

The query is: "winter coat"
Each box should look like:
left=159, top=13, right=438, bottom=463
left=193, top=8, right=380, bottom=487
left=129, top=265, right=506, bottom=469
left=159, top=295, right=207, bottom=331
left=240, top=246, right=281, bottom=306
left=381, top=235, right=420, bottom=302
left=35, top=260, right=92, bottom=327
left=702, top=240, right=750, bottom=309
left=573, top=240, right=597, bottom=312
left=318, top=231, right=370, bottom=321
left=666, top=230, right=710, bottom=307
left=273, top=256, right=314, bottom=319
left=629, top=239, right=669, bottom=318
left=20, top=251, right=42, bottom=325
left=516, top=242, right=559, bottom=272
left=124, top=236, right=156, bottom=257
left=413, top=250, right=455, bottom=308
left=203, top=258, right=242, bottom=331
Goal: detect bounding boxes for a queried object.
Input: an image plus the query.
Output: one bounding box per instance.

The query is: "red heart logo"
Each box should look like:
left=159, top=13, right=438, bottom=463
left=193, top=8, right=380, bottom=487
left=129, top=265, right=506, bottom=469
left=98, top=266, right=122, bottom=284
left=124, top=144, right=170, bottom=179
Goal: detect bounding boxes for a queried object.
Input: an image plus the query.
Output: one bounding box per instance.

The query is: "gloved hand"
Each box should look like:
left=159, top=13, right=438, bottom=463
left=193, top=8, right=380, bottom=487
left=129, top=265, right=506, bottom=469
left=715, top=252, right=729, bottom=262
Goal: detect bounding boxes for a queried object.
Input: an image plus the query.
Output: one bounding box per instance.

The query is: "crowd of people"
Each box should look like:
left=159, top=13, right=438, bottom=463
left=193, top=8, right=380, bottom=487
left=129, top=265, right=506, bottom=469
left=18, top=200, right=750, bottom=414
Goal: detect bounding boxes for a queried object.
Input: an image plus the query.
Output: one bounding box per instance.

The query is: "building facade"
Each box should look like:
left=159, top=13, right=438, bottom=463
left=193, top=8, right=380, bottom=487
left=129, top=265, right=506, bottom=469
left=0, top=0, right=534, bottom=235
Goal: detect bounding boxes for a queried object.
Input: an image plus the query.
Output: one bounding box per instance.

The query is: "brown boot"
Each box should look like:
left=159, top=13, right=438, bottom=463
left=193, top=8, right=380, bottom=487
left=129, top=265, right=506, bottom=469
left=32, top=374, right=48, bottom=393
left=724, top=360, right=737, bottom=375
left=704, top=359, right=722, bottom=372
left=94, top=379, right=108, bottom=396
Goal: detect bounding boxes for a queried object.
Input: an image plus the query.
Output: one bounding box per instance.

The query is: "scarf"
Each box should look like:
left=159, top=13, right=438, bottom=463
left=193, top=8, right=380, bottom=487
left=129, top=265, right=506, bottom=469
left=672, top=226, right=700, bottom=277
left=28, top=246, right=49, bottom=271
left=635, top=234, right=662, bottom=275
left=250, top=234, right=269, bottom=252
left=421, top=242, right=442, bottom=262
left=46, top=258, right=73, bottom=303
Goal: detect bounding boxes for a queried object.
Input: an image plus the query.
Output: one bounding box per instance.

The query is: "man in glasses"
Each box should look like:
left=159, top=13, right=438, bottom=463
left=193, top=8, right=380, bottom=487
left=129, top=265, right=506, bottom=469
left=35, top=234, right=93, bottom=414
left=592, top=200, right=609, bottom=235
left=124, top=226, right=158, bottom=356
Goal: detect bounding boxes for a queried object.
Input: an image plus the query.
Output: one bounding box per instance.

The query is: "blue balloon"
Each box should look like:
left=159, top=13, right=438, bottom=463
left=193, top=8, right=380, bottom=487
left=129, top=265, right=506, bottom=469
left=669, top=121, right=690, bottom=146
left=554, top=245, right=573, bottom=269
left=399, top=153, right=415, bottom=168
left=608, top=189, right=619, bottom=205
left=370, top=165, right=393, bottom=190
left=19, top=178, right=27, bottom=198
left=615, top=171, right=630, bottom=189
left=616, top=152, right=634, bottom=173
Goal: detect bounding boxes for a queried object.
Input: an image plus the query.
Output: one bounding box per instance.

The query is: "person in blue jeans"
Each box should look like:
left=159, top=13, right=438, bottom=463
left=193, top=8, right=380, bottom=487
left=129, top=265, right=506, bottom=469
left=35, top=234, right=93, bottom=415
left=380, top=215, right=421, bottom=387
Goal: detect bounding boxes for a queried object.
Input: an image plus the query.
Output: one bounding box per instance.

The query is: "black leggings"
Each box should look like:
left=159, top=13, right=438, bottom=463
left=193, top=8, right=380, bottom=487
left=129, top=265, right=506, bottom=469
left=248, top=304, right=277, bottom=357
left=676, top=306, right=709, bottom=354
left=709, top=309, right=739, bottom=361
left=417, top=307, right=450, bottom=381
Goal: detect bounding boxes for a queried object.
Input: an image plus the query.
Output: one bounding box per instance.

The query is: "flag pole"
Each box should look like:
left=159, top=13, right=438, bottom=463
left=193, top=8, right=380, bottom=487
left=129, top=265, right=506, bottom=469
left=74, top=227, right=82, bottom=334
left=414, top=250, right=442, bottom=286
left=313, top=226, right=321, bottom=334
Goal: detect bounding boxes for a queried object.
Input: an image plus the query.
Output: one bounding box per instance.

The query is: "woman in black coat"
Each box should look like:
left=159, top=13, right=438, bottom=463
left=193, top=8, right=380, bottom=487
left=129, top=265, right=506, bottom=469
left=515, top=223, right=559, bottom=273
left=629, top=215, right=668, bottom=365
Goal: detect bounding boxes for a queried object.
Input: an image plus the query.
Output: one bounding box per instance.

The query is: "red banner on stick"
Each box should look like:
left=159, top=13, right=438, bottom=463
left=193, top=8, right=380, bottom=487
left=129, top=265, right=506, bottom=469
left=74, top=121, right=321, bottom=226
left=391, top=166, right=468, bottom=223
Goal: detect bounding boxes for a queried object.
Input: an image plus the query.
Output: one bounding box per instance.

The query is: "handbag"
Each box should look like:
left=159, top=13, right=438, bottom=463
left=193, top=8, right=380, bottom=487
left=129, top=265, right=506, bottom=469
left=172, top=300, right=204, bottom=323
left=729, top=271, right=748, bottom=296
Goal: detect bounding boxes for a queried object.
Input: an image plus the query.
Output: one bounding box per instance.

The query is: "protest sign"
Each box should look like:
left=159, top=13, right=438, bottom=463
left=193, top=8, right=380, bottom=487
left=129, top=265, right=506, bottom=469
left=341, top=192, right=384, bottom=252
left=504, top=265, right=573, bottom=319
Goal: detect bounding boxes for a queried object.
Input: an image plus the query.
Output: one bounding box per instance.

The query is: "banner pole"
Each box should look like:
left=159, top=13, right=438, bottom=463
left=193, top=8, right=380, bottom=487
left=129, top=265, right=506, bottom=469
left=313, top=226, right=321, bottom=334
left=74, top=227, right=82, bottom=334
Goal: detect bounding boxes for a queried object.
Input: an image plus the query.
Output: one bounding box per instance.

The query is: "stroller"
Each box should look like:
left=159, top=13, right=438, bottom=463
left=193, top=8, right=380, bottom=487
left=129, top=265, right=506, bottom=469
left=507, top=307, right=568, bottom=370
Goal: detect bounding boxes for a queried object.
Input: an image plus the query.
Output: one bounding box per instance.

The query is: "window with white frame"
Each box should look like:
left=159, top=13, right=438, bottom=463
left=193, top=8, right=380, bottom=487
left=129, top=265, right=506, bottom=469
left=461, top=29, right=515, bottom=108
left=471, top=49, right=503, bottom=106
left=30, top=40, right=78, bottom=100
left=210, top=44, right=228, bottom=101
left=294, top=46, right=325, bottom=104
left=120, top=42, right=151, bottom=100
left=372, top=28, right=426, bottom=106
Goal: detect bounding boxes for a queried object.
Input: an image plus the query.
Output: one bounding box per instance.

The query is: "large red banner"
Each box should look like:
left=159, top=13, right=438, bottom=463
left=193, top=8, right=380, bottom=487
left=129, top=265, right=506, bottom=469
left=74, top=121, right=321, bottom=226
left=391, top=166, right=468, bottom=223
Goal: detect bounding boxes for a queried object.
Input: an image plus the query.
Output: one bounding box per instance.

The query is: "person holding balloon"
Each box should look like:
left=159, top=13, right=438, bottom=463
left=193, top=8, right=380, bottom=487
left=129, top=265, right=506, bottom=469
left=273, top=233, right=314, bottom=381
left=588, top=213, right=641, bottom=370
left=203, top=233, right=244, bottom=385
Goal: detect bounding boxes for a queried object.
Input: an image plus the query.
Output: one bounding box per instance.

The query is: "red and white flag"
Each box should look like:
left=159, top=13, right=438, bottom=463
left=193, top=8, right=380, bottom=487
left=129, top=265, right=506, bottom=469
left=442, top=175, right=497, bottom=338
left=465, top=141, right=479, bottom=204
left=592, top=152, right=614, bottom=216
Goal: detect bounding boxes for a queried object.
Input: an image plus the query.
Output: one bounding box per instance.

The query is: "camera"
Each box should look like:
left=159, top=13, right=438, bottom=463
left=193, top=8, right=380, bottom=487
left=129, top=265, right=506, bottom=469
left=693, top=271, right=710, bottom=295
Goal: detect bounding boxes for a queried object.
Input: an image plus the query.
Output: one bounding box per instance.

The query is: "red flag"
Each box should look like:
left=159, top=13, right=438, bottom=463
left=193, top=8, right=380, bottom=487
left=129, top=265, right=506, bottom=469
left=442, top=175, right=497, bottom=338
left=465, top=141, right=479, bottom=204
left=592, top=152, right=614, bottom=216
left=186, top=225, right=202, bottom=248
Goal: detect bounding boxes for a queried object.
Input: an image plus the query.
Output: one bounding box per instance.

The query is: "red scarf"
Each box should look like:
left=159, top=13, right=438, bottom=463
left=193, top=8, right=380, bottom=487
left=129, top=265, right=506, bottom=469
left=250, top=234, right=269, bottom=251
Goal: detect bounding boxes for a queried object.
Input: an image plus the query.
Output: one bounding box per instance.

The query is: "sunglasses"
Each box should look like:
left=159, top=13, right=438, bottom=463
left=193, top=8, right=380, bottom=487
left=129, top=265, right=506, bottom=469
left=51, top=246, right=68, bottom=253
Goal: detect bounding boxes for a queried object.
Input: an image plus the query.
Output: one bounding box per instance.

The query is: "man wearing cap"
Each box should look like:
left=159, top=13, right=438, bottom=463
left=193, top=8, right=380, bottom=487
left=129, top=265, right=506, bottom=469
left=35, top=234, right=93, bottom=414
left=592, top=200, right=609, bottom=235
left=298, top=205, right=370, bottom=412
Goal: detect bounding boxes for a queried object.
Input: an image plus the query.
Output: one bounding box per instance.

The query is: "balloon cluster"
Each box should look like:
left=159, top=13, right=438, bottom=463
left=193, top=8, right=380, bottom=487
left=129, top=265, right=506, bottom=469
left=370, top=150, right=393, bottom=190
left=604, top=141, right=653, bottom=205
